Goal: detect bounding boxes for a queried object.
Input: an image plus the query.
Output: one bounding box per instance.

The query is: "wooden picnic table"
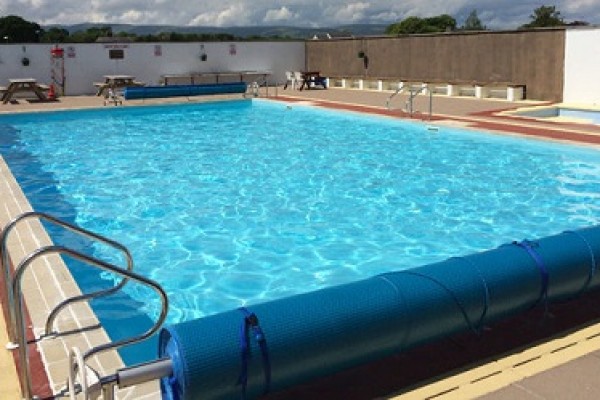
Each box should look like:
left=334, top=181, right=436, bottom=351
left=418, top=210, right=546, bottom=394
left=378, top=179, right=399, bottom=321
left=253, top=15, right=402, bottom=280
left=94, top=75, right=145, bottom=96
left=298, top=71, right=327, bottom=90
left=1, top=78, right=49, bottom=104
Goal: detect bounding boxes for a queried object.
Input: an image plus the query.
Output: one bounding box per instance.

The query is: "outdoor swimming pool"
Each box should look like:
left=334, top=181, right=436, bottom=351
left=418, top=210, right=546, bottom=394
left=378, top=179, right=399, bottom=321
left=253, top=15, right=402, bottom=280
left=1, top=99, right=600, bottom=363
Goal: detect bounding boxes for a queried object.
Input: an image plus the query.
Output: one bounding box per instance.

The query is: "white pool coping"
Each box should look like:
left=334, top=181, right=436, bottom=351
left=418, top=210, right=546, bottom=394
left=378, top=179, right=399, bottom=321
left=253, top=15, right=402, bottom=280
left=0, top=156, right=160, bottom=399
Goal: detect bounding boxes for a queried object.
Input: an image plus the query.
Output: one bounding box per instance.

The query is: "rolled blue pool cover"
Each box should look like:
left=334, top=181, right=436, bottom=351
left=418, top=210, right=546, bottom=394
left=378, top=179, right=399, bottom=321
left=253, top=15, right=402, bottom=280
left=122, top=82, right=247, bottom=99
left=159, top=226, right=600, bottom=400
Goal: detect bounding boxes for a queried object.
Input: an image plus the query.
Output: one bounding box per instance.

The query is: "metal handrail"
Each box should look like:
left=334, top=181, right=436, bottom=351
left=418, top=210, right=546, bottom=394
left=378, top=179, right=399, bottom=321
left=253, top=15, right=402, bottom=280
left=245, top=82, right=260, bottom=98
left=261, top=76, right=272, bottom=97
left=385, top=83, right=433, bottom=120
left=11, top=245, right=168, bottom=400
left=406, top=85, right=433, bottom=120
left=0, top=211, right=134, bottom=342
left=385, top=83, right=405, bottom=109
left=244, top=75, right=271, bottom=98
left=85, top=357, right=173, bottom=399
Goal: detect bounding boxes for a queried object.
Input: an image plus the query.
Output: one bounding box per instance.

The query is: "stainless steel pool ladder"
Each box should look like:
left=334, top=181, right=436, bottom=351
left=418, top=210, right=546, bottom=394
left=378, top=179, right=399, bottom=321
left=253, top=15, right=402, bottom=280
left=385, top=82, right=405, bottom=109
left=406, top=85, right=433, bottom=120
left=244, top=75, right=272, bottom=98
left=386, top=83, right=433, bottom=120
left=0, top=211, right=169, bottom=400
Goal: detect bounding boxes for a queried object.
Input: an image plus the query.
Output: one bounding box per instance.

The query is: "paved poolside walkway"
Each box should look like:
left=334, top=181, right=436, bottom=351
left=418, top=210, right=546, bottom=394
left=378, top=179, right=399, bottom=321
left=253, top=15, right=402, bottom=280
left=0, top=305, right=20, bottom=399
left=273, top=87, right=600, bottom=146
left=1, top=89, right=600, bottom=399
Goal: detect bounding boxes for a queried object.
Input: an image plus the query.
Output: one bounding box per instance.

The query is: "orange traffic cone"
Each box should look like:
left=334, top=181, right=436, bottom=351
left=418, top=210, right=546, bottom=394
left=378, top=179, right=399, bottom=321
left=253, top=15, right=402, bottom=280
left=47, top=84, right=56, bottom=100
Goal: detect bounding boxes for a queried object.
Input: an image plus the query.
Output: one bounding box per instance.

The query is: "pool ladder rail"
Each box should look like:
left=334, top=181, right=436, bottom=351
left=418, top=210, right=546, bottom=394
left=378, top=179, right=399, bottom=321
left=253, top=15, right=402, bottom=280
left=0, top=211, right=169, bottom=400
left=385, top=82, right=405, bottom=109
left=386, top=82, right=433, bottom=120
left=243, top=75, right=273, bottom=98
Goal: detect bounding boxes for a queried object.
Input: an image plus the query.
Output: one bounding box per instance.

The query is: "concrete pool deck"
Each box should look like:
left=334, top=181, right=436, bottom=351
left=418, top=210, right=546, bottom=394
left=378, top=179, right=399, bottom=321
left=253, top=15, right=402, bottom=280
left=1, top=89, right=600, bottom=399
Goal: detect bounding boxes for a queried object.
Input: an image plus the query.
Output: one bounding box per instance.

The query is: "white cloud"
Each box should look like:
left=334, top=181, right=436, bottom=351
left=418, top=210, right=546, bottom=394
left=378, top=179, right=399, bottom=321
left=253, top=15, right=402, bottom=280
left=263, top=6, right=297, bottom=23
left=189, top=4, right=251, bottom=27
left=118, top=10, right=151, bottom=24
left=0, top=0, right=599, bottom=30
left=369, top=11, right=402, bottom=23
left=329, top=2, right=370, bottom=23
left=561, top=0, right=600, bottom=23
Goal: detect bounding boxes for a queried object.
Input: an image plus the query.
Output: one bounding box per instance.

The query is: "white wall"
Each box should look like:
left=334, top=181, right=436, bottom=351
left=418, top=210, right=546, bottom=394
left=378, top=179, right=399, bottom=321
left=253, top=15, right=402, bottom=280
left=0, top=41, right=305, bottom=95
left=6, top=35, right=600, bottom=104
left=564, top=29, right=600, bottom=105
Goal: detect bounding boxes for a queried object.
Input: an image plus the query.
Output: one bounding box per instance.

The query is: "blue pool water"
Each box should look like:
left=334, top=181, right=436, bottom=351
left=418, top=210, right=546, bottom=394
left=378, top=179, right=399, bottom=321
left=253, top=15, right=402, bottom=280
left=1, top=99, right=600, bottom=363
left=514, top=106, right=600, bottom=125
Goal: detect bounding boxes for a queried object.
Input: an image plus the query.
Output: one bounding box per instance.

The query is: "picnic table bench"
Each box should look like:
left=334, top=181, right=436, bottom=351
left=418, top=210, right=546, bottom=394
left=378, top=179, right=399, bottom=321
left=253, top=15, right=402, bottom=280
left=1, top=78, right=49, bottom=104
left=298, top=71, right=327, bottom=90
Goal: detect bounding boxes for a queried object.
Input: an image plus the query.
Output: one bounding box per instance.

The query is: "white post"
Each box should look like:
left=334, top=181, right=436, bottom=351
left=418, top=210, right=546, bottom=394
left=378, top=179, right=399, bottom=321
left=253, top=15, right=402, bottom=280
left=507, top=86, right=524, bottom=101
left=447, top=84, right=459, bottom=96
left=475, top=85, right=489, bottom=99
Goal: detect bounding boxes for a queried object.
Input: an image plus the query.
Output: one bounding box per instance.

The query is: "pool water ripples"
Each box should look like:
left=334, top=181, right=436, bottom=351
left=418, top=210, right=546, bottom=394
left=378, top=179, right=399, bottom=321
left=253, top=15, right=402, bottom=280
left=2, top=99, right=600, bottom=334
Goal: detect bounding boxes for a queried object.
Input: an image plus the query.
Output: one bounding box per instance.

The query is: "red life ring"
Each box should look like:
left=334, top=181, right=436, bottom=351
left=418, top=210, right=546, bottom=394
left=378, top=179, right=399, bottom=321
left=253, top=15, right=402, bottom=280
left=51, top=47, right=64, bottom=58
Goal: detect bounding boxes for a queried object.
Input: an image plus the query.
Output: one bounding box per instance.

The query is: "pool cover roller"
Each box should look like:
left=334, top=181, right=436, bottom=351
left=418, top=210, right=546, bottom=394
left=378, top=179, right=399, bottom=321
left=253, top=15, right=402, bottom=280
left=158, top=226, right=600, bottom=400
left=122, top=82, right=247, bottom=100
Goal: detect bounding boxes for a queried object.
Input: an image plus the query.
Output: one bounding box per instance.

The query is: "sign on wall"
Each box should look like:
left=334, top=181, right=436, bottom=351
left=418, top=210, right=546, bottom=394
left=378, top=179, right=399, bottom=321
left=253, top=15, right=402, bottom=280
left=109, top=49, right=125, bottom=59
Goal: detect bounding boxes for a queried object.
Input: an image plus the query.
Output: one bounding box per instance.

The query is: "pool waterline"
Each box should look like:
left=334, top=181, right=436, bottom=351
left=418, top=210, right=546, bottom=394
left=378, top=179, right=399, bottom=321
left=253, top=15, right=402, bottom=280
left=2, top=98, right=600, bottom=365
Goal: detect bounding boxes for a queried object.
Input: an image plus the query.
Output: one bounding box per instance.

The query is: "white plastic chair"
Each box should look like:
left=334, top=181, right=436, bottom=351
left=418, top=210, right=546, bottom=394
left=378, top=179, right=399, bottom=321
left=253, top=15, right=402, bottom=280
left=284, top=71, right=296, bottom=90
left=103, top=88, right=123, bottom=106
left=293, top=71, right=304, bottom=89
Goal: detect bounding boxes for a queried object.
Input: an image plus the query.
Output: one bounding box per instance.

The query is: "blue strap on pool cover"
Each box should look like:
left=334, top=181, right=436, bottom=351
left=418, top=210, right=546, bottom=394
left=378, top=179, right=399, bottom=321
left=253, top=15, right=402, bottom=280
left=514, top=240, right=549, bottom=307
left=450, top=256, right=490, bottom=333
left=237, top=307, right=271, bottom=399
left=400, top=268, right=488, bottom=335
left=564, top=230, right=598, bottom=295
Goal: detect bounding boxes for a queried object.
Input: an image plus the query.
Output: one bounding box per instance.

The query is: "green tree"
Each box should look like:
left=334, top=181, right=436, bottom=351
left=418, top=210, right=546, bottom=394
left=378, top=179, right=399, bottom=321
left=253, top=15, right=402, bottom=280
left=461, top=10, right=487, bottom=31
left=386, top=15, right=456, bottom=35
left=0, top=15, right=43, bottom=42
left=115, top=31, right=137, bottom=40
left=566, top=20, right=589, bottom=26
left=386, top=16, right=427, bottom=34
left=40, top=27, right=70, bottom=43
left=520, top=5, right=564, bottom=28
left=69, top=26, right=113, bottom=42
left=427, top=14, right=457, bottom=32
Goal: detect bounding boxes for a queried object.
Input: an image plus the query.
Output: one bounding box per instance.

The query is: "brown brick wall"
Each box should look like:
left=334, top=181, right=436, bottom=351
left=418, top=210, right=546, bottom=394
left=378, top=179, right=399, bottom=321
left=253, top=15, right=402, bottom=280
left=306, top=29, right=565, bottom=101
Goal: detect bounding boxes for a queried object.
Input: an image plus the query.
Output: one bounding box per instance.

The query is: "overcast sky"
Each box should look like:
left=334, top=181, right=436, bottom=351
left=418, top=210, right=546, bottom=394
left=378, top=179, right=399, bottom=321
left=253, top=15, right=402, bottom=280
left=0, top=1, right=598, bottom=29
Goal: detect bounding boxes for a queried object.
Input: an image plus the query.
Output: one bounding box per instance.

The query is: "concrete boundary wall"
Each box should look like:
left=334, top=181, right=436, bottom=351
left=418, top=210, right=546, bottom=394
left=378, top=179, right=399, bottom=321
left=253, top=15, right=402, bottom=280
left=0, top=41, right=305, bottom=95
left=306, top=29, right=566, bottom=102
left=564, top=29, right=600, bottom=105
left=2, top=29, right=600, bottom=104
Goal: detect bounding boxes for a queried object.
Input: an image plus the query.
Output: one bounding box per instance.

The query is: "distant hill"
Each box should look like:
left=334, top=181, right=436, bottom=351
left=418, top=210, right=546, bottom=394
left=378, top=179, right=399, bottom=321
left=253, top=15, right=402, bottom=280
left=45, top=23, right=389, bottom=39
